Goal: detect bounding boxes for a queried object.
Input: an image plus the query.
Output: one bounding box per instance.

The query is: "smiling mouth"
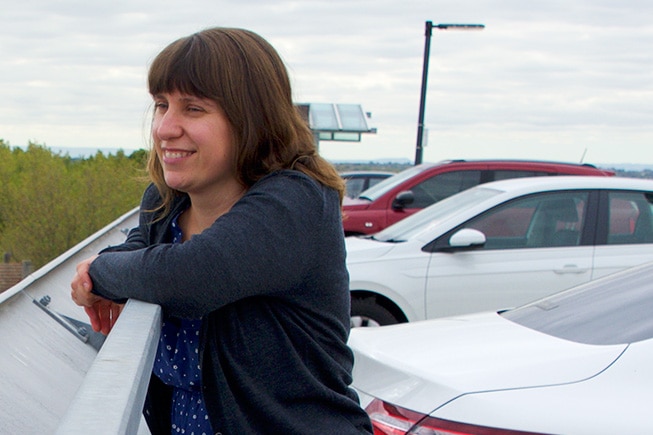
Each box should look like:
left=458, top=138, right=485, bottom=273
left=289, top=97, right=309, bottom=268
left=163, top=150, right=194, bottom=159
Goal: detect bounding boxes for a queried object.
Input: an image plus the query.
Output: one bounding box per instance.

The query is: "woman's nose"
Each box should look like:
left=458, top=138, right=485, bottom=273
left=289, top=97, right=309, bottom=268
left=154, top=110, right=183, bottom=140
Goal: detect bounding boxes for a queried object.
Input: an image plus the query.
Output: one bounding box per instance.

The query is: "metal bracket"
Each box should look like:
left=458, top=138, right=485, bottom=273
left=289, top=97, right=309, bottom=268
left=33, top=295, right=90, bottom=343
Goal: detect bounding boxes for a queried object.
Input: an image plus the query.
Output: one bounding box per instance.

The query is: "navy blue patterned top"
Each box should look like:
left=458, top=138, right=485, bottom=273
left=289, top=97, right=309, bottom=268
left=152, top=214, right=213, bottom=434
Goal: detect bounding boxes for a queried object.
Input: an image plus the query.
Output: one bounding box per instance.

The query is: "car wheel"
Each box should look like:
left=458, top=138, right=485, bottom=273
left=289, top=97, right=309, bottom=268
left=350, top=296, right=401, bottom=327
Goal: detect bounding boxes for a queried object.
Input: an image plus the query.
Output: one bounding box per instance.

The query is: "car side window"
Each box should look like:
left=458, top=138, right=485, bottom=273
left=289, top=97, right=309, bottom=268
left=606, top=191, right=653, bottom=245
left=410, top=170, right=482, bottom=208
left=462, top=191, right=589, bottom=250
left=492, top=170, right=549, bottom=181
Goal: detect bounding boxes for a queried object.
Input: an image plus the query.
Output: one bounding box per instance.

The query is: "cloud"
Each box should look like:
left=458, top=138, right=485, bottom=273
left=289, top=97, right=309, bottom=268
left=0, top=0, right=651, bottom=165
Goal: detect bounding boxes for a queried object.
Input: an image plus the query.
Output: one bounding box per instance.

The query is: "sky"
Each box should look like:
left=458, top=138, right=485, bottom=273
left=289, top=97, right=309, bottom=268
left=1, top=0, right=652, bottom=167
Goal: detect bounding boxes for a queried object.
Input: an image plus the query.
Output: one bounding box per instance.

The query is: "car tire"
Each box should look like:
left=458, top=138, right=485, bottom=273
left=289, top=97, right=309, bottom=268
left=350, top=296, right=401, bottom=327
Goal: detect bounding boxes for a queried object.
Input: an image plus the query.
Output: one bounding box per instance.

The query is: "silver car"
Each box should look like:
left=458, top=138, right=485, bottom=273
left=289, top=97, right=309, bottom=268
left=350, top=261, right=653, bottom=434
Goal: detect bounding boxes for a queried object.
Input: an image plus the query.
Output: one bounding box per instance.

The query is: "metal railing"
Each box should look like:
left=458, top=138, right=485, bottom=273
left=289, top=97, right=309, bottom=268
left=56, top=299, right=161, bottom=434
left=0, top=206, right=162, bottom=433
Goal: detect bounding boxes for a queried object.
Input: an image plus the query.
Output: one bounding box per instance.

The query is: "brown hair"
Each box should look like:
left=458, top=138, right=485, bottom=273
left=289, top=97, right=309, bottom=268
left=146, top=27, right=344, bottom=213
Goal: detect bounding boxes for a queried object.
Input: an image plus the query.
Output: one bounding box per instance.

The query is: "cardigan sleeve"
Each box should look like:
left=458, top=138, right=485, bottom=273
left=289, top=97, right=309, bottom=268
left=88, top=171, right=337, bottom=319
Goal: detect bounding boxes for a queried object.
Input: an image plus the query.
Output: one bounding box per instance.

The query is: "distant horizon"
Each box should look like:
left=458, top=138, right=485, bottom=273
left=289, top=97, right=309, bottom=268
left=35, top=145, right=652, bottom=171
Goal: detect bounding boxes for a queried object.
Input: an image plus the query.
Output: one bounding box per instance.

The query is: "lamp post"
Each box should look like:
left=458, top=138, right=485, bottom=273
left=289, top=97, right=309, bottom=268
left=414, top=21, right=484, bottom=165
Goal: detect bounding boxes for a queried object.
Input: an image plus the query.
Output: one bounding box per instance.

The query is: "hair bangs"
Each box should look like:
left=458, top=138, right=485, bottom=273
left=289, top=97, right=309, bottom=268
left=148, top=35, right=213, bottom=99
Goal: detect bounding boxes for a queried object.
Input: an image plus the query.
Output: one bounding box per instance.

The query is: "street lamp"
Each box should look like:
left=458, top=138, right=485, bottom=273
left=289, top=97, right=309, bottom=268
left=414, top=21, right=484, bottom=165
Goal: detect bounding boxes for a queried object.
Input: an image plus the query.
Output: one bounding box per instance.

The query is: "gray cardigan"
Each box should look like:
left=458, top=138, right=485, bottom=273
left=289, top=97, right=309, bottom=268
left=90, top=170, right=372, bottom=434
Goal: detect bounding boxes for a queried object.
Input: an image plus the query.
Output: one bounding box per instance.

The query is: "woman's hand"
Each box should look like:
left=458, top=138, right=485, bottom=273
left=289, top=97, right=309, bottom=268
left=83, top=300, right=124, bottom=335
left=71, top=255, right=123, bottom=335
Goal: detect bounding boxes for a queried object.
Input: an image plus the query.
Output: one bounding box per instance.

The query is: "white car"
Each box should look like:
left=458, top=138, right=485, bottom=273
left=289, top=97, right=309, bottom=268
left=349, top=261, right=653, bottom=434
left=347, top=175, right=653, bottom=326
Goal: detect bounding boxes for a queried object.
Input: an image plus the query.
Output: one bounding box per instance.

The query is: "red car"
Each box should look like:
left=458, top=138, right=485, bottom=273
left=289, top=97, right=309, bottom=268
left=342, top=159, right=614, bottom=236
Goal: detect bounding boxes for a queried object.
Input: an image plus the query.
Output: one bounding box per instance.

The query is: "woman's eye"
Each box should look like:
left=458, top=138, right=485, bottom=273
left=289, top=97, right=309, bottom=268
left=154, top=102, right=168, bottom=111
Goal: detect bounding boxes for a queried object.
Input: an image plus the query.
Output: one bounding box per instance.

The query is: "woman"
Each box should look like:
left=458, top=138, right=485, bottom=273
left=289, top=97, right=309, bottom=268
left=71, top=27, right=372, bottom=434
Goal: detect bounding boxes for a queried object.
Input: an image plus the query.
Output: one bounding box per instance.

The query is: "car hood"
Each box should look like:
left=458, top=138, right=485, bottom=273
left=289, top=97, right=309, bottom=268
left=345, top=235, right=395, bottom=261
left=349, top=312, right=627, bottom=415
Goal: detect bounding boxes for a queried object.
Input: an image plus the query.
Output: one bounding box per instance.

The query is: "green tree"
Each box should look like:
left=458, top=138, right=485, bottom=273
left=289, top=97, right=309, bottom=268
left=0, top=143, right=149, bottom=268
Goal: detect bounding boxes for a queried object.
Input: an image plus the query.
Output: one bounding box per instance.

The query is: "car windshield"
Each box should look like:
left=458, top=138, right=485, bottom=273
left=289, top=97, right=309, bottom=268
left=357, top=164, right=437, bottom=201
left=502, top=262, right=653, bottom=345
left=373, top=186, right=502, bottom=242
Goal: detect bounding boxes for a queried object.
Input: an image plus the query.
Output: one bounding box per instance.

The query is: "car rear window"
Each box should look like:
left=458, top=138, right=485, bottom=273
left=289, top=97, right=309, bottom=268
left=501, top=263, right=653, bottom=345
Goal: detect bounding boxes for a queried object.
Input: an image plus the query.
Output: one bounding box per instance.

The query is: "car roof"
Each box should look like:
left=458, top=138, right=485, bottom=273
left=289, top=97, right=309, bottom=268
left=477, top=175, right=653, bottom=194
left=422, top=158, right=608, bottom=169
left=339, top=170, right=395, bottom=176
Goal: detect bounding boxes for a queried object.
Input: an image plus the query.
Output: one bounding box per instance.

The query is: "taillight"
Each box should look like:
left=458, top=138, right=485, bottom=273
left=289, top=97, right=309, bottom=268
left=365, top=398, right=549, bottom=435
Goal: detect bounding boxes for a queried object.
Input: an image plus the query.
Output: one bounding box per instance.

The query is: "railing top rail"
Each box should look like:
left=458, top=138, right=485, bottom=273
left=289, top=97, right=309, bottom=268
left=56, top=299, right=161, bottom=435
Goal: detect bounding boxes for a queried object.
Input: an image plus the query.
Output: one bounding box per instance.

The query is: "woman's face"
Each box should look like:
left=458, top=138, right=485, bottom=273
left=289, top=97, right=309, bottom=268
left=152, top=91, right=240, bottom=197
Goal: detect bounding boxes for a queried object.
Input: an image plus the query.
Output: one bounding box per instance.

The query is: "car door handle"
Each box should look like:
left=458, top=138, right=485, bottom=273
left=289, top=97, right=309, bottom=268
left=554, top=265, right=589, bottom=274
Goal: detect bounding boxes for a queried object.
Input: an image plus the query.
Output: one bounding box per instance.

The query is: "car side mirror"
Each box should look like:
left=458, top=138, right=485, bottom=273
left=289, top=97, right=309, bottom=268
left=392, top=190, right=414, bottom=210
left=449, top=228, right=486, bottom=249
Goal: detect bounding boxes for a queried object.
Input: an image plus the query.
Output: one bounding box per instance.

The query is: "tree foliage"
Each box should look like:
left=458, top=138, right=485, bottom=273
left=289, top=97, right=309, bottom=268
left=0, top=140, right=149, bottom=268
